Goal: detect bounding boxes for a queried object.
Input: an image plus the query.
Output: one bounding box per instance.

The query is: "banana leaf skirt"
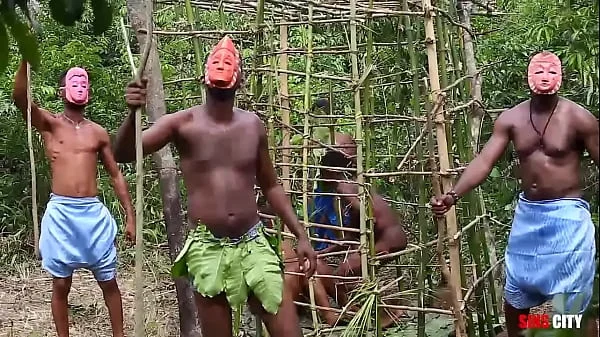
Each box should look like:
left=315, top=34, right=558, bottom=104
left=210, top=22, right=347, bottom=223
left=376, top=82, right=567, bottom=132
left=172, top=222, right=284, bottom=314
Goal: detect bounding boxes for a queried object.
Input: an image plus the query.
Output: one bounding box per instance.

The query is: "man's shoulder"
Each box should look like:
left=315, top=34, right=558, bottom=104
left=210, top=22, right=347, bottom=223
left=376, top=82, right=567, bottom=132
left=234, top=107, right=264, bottom=129
left=502, top=100, right=529, bottom=115
left=235, top=107, right=261, bottom=120
left=560, top=98, right=598, bottom=131
left=493, top=102, right=525, bottom=127
left=560, top=97, right=593, bottom=117
left=164, top=106, right=198, bottom=126
left=88, top=120, right=109, bottom=135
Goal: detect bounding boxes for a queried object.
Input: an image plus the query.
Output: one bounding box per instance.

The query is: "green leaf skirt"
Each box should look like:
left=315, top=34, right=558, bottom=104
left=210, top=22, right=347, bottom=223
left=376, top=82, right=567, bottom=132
left=171, top=221, right=284, bottom=315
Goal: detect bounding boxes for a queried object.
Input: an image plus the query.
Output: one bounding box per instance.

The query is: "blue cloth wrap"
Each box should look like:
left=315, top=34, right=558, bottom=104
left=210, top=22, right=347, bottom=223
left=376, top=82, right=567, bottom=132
left=504, top=193, right=596, bottom=313
left=39, top=193, right=118, bottom=282
left=310, top=186, right=350, bottom=250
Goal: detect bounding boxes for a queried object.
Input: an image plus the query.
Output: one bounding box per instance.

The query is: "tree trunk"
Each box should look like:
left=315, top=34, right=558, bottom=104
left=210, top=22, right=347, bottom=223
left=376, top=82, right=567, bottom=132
left=126, top=1, right=200, bottom=336
left=458, top=0, right=503, bottom=315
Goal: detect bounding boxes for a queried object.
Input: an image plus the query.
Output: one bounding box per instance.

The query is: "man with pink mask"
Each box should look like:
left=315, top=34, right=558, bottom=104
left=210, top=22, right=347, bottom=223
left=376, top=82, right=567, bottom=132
left=430, top=51, right=598, bottom=336
left=12, top=60, right=135, bottom=337
left=114, top=36, right=316, bottom=337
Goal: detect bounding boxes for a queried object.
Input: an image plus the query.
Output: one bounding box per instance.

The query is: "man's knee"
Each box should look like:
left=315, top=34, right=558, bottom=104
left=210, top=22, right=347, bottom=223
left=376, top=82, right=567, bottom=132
left=98, top=278, right=120, bottom=294
left=52, top=277, right=72, bottom=297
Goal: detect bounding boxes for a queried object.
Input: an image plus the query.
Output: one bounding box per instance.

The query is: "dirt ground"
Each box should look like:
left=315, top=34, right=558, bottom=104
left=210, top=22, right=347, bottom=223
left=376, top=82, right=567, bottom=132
left=0, top=259, right=317, bottom=337
left=1, top=257, right=595, bottom=337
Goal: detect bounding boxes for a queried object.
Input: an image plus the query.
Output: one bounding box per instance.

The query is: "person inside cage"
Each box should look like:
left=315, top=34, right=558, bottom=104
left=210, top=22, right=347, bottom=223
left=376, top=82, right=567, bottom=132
left=315, top=147, right=409, bottom=326
left=310, top=131, right=357, bottom=251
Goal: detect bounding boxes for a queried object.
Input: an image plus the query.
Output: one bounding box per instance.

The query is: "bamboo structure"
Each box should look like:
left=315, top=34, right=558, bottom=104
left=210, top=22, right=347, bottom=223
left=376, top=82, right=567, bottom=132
left=122, top=0, right=508, bottom=336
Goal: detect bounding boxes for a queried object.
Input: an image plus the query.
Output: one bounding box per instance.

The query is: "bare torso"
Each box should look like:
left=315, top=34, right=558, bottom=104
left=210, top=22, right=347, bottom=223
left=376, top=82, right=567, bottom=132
left=42, top=116, right=104, bottom=197
left=506, top=98, right=586, bottom=200
left=171, top=106, right=262, bottom=238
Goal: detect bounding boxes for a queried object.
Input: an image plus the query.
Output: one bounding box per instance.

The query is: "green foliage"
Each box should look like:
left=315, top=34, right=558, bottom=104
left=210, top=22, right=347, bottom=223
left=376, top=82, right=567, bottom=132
left=0, top=0, right=114, bottom=74
left=475, top=0, right=599, bottom=108
left=1, top=4, right=40, bottom=70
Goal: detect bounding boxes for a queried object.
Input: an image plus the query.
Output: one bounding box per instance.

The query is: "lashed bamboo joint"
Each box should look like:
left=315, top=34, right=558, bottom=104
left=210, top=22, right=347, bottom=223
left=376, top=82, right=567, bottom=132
left=122, top=0, right=505, bottom=336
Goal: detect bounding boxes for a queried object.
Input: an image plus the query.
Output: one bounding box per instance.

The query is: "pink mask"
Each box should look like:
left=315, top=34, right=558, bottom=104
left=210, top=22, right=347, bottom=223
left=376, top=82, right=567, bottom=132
left=61, top=67, right=89, bottom=105
left=527, top=52, right=562, bottom=95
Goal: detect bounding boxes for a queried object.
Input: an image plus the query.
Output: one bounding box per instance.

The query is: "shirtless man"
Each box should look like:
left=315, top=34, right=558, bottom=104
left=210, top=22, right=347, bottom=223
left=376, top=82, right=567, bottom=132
left=316, top=149, right=408, bottom=308
left=114, top=36, right=316, bottom=337
left=259, top=202, right=344, bottom=327
left=12, top=60, right=135, bottom=337
left=430, top=51, right=598, bottom=337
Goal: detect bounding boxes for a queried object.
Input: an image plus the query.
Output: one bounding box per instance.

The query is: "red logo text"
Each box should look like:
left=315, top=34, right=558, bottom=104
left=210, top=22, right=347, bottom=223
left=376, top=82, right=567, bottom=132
left=518, top=314, right=550, bottom=329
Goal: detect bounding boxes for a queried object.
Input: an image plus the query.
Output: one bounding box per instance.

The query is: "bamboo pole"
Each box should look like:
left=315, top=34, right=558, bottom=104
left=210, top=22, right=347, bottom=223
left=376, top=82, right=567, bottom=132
left=26, top=62, right=40, bottom=260
left=401, top=0, right=427, bottom=334
left=349, top=0, right=373, bottom=335
left=435, top=0, right=454, bottom=159
left=279, top=23, right=291, bottom=196
left=121, top=7, right=153, bottom=337
left=252, top=0, right=266, bottom=100
left=300, top=3, right=320, bottom=332
left=422, top=0, right=466, bottom=336
left=363, top=1, right=381, bottom=334
left=184, top=0, right=204, bottom=94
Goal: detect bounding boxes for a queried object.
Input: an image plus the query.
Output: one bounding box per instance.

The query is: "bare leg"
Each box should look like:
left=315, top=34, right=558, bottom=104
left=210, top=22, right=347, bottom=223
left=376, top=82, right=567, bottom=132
left=98, top=278, right=125, bottom=337
left=330, top=252, right=362, bottom=306
left=504, top=300, right=529, bottom=337
left=51, top=277, right=72, bottom=337
left=248, top=284, right=303, bottom=337
left=316, top=259, right=343, bottom=304
left=194, top=292, right=234, bottom=337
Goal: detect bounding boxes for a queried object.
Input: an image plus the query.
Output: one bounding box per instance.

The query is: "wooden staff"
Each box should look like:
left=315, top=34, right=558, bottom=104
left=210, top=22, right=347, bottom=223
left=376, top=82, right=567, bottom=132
left=26, top=62, right=40, bottom=260
left=120, top=8, right=153, bottom=337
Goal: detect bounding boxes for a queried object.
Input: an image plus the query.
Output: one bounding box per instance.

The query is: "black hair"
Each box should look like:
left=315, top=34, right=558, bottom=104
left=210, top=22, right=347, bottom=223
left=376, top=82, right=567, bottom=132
left=313, top=98, right=330, bottom=111
left=320, top=150, right=352, bottom=170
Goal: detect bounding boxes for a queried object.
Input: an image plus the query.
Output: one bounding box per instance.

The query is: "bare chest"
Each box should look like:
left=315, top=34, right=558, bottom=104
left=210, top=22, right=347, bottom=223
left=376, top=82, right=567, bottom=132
left=43, top=126, right=100, bottom=156
left=177, top=123, right=260, bottom=171
left=512, top=112, right=579, bottom=159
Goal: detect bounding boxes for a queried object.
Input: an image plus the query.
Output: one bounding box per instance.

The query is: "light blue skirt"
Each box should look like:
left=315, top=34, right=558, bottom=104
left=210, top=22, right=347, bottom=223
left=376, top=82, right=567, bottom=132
left=504, top=193, right=596, bottom=313
left=39, top=193, right=118, bottom=282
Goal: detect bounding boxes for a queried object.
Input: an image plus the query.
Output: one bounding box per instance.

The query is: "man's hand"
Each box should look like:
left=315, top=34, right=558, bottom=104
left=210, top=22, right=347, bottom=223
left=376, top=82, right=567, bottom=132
left=125, top=78, right=148, bottom=110
left=125, top=215, right=136, bottom=243
left=430, top=194, right=455, bottom=217
left=296, top=238, right=317, bottom=278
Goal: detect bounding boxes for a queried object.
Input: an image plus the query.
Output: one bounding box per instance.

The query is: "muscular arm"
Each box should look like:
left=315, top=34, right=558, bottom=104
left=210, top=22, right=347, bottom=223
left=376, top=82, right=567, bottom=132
left=99, top=128, right=135, bottom=220
left=12, top=60, right=54, bottom=131
left=255, top=119, right=310, bottom=243
left=451, top=113, right=512, bottom=197
left=578, top=109, right=599, bottom=167
left=112, top=110, right=178, bottom=163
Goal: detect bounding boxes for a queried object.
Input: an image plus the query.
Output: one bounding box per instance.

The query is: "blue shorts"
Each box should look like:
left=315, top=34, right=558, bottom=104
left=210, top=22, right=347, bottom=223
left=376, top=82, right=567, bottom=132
left=504, top=193, right=596, bottom=313
left=39, top=194, right=118, bottom=282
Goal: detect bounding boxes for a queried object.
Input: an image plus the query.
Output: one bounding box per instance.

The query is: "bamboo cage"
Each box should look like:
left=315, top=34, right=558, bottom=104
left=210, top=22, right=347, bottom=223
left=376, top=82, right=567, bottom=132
left=123, top=0, right=508, bottom=336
